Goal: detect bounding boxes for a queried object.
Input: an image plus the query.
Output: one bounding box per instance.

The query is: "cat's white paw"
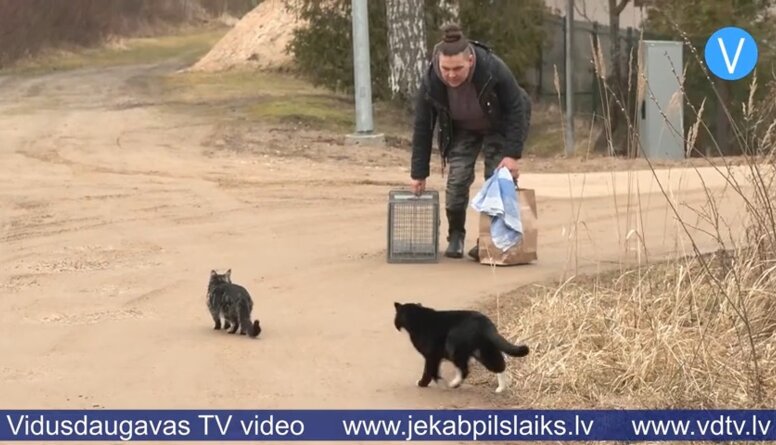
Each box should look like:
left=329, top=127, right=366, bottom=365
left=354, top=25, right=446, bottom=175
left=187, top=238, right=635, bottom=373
left=495, top=372, right=509, bottom=393
left=449, top=369, right=463, bottom=388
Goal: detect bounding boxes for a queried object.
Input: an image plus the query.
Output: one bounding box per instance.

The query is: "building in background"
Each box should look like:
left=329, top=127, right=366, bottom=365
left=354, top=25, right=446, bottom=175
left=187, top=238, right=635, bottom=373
left=543, top=0, right=647, bottom=28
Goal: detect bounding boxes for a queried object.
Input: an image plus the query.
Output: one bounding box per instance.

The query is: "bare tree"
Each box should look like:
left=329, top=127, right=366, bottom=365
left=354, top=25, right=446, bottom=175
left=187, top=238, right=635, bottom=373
left=608, top=0, right=630, bottom=95
left=589, top=0, right=633, bottom=155
left=385, top=0, right=428, bottom=108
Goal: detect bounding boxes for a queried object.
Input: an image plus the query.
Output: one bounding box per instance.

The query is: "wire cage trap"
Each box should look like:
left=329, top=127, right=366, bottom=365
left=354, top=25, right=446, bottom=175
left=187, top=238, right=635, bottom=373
left=386, top=190, right=440, bottom=263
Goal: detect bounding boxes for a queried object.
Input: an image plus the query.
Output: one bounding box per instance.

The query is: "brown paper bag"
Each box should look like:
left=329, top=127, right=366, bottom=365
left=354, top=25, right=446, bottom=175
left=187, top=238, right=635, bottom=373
left=478, top=188, right=538, bottom=266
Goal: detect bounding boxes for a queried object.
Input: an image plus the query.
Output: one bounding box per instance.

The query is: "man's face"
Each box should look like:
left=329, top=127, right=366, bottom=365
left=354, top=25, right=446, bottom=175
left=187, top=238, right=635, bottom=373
left=438, top=52, right=473, bottom=87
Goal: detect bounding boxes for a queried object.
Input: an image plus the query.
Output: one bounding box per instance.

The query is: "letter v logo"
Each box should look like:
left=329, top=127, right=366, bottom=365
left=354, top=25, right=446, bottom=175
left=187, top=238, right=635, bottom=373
left=705, top=27, right=758, bottom=80
left=718, top=37, right=745, bottom=74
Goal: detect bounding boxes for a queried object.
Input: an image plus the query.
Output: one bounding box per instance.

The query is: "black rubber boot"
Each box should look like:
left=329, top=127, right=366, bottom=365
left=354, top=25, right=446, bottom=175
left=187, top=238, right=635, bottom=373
left=445, top=209, right=466, bottom=259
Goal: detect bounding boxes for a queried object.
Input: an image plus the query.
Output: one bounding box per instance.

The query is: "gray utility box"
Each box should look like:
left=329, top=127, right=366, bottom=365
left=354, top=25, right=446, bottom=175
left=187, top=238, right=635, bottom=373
left=638, top=40, right=685, bottom=160
left=387, top=190, right=440, bottom=263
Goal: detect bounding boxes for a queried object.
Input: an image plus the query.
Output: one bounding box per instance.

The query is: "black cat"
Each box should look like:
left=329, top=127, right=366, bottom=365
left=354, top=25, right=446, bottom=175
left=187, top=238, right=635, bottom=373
left=394, top=302, right=528, bottom=393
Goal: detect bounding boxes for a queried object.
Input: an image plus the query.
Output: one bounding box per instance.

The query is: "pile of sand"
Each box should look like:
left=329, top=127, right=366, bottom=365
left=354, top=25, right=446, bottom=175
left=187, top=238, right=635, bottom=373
left=188, top=0, right=305, bottom=72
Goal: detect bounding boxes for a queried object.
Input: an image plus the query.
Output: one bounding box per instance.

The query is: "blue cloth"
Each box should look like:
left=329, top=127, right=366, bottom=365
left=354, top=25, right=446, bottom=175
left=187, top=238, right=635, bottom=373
left=470, top=167, right=523, bottom=251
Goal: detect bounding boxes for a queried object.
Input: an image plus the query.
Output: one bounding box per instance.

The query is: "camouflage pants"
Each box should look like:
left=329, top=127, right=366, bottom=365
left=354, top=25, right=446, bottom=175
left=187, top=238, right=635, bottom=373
left=445, top=128, right=505, bottom=212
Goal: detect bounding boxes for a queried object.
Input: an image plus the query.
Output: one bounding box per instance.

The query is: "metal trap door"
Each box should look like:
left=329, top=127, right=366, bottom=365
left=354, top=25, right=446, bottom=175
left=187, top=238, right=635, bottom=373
left=387, top=190, right=440, bottom=263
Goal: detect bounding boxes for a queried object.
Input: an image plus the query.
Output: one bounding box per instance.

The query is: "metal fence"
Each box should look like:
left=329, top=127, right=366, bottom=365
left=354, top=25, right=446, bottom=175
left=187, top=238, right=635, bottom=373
left=523, top=14, right=659, bottom=119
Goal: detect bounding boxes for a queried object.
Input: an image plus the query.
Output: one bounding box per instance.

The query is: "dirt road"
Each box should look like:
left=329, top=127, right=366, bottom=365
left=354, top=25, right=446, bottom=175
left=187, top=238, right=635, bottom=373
left=0, top=59, right=750, bottom=425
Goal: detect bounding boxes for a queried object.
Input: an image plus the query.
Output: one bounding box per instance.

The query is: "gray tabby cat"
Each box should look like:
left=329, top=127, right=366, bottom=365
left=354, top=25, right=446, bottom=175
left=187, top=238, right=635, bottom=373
left=207, top=269, right=261, bottom=338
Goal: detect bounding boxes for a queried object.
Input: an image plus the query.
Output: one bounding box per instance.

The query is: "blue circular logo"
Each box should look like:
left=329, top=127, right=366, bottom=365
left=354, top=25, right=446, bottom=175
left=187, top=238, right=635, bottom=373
left=704, top=26, right=758, bottom=80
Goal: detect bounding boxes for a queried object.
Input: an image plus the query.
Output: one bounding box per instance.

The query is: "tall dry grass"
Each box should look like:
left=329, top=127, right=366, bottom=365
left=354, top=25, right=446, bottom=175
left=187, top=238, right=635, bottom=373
left=496, top=22, right=776, bottom=409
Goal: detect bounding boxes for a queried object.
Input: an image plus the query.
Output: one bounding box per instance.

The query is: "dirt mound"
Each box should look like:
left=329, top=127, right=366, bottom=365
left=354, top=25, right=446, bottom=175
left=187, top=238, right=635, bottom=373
left=188, top=0, right=305, bottom=72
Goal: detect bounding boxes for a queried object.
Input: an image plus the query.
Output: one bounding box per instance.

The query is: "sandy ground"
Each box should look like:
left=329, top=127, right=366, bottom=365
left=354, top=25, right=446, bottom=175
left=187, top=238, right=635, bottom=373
left=0, top=59, right=753, bottom=442
left=187, top=0, right=303, bottom=72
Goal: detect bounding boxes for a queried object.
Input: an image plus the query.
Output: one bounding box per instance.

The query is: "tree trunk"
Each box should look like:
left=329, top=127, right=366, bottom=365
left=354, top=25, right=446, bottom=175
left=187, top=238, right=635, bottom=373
left=386, top=0, right=427, bottom=109
left=594, top=0, right=631, bottom=155
left=608, top=0, right=625, bottom=155
left=609, top=0, right=623, bottom=97
left=715, top=80, right=732, bottom=155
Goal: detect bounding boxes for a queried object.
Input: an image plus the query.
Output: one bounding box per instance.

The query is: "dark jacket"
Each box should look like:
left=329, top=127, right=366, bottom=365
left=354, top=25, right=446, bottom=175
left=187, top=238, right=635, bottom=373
left=410, top=41, right=531, bottom=180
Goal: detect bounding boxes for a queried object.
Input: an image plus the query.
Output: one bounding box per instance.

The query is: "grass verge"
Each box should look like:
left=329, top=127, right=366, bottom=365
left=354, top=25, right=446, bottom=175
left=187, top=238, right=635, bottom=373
left=488, top=250, right=776, bottom=409
left=1, top=25, right=229, bottom=75
left=154, top=68, right=412, bottom=137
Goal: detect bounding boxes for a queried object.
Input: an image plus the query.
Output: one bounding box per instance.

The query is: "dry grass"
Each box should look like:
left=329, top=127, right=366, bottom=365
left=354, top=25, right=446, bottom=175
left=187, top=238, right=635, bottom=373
left=526, top=101, right=601, bottom=158
left=495, top=250, right=776, bottom=409
left=482, top=24, right=776, bottom=411
left=150, top=67, right=412, bottom=136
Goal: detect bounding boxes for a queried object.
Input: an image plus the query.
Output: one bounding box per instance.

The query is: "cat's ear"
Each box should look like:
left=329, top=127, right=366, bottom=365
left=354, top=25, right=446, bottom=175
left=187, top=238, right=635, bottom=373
left=225, top=269, right=231, bottom=277
left=394, top=302, right=401, bottom=310
left=210, top=270, right=217, bottom=277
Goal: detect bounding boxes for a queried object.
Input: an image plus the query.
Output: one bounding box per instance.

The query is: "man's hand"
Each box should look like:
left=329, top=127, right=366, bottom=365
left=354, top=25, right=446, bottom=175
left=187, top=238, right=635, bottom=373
left=498, top=157, right=520, bottom=179
left=410, top=178, right=426, bottom=195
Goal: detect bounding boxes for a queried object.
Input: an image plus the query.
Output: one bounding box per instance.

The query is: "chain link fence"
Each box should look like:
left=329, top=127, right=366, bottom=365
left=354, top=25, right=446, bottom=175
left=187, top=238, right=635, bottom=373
left=524, top=14, right=665, bottom=120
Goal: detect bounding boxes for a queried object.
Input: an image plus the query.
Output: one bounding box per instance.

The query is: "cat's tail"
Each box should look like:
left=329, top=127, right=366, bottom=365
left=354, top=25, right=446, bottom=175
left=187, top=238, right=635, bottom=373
left=249, top=319, right=261, bottom=338
left=238, top=299, right=262, bottom=338
left=486, top=327, right=529, bottom=357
